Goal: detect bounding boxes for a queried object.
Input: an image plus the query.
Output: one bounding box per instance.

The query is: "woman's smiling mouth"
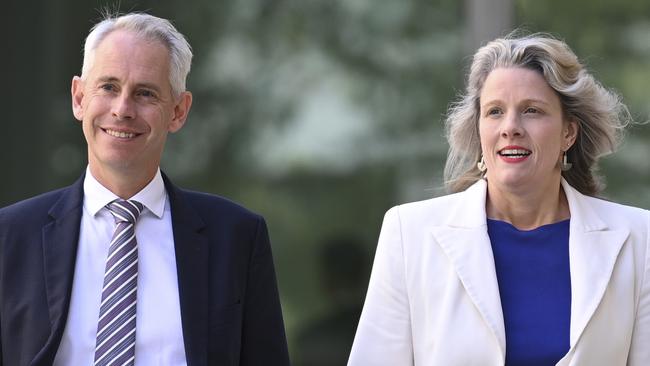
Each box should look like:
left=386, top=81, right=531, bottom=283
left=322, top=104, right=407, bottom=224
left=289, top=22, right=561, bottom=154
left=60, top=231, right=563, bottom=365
left=498, top=146, right=532, bottom=162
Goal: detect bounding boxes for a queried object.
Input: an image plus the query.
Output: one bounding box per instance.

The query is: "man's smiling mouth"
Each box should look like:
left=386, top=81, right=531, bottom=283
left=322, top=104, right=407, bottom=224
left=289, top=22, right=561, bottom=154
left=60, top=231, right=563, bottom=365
left=104, top=128, right=138, bottom=139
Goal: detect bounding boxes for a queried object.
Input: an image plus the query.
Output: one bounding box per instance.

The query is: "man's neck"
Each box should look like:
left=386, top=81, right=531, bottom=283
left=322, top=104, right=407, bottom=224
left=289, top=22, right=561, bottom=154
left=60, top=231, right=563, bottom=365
left=88, top=164, right=158, bottom=199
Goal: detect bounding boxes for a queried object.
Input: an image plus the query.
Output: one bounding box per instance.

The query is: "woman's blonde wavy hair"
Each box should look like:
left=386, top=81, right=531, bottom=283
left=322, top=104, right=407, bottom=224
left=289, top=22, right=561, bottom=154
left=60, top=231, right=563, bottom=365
left=443, top=32, right=631, bottom=196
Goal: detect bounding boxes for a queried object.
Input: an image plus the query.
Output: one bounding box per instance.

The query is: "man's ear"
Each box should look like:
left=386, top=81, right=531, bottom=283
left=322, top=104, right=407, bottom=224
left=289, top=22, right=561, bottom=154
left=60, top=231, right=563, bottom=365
left=71, top=76, right=85, bottom=121
left=169, top=91, right=193, bottom=133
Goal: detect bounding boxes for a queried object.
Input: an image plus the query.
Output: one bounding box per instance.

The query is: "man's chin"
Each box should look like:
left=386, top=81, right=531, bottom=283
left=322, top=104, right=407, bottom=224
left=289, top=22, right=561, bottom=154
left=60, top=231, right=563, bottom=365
left=89, top=157, right=138, bottom=174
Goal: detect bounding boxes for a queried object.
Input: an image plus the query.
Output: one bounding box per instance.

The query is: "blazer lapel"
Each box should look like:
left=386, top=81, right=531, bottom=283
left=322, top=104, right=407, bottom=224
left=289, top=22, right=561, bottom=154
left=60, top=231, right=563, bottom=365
left=429, top=179, right=629, bottom=364
left=163, top=174, right=209, bottom=366
left=35, top=175, right=85, bottom=364
left=430, top=180, right=506, bottom=359
left=561, top=180, right=629, bottom=347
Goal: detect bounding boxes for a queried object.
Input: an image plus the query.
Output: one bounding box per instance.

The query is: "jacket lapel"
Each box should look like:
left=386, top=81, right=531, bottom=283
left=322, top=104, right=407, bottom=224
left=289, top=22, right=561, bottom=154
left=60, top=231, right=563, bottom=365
left=163, top=174, right=209, bottom=366
left=35, top=175, right=85, bottom=364
left=430, top=179, right=506, bottom=360
left=429, top=179, right=629, bottom=363
left=561, top=180, right=629, bottom=347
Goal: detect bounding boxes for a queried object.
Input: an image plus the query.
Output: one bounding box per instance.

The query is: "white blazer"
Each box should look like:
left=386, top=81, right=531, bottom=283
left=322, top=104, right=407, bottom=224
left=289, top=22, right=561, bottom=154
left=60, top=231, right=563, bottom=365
left=349, top=179, right=650, bottom=366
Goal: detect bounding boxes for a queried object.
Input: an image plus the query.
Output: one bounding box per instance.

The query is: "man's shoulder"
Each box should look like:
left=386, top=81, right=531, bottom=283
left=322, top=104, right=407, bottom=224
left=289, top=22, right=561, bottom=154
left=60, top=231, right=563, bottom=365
left=173, top=187, right=264, bottom=222
left=0, top=187, right=71, bottom=222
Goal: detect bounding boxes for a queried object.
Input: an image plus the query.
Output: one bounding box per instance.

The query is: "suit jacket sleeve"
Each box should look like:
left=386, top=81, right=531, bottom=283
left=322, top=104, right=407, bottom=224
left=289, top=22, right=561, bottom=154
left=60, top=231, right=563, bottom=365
left=0, top=275, right=2, bottom=366
left=0, top=209, right=5, bottom=366
left=239, top=217, right=290, bottom=366
left=348, top=207, right=413, bottom=366
left=628, top=210, right=650, bottom=365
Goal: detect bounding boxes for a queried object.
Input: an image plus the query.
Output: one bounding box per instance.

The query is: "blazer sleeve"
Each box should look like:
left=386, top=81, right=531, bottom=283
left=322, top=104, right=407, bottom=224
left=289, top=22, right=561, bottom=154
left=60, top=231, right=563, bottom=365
left=348, top=207, right=413, bottom=366
left=239, top=217, right=290, bottom=366
left=628, top=210, right=650, bottom=365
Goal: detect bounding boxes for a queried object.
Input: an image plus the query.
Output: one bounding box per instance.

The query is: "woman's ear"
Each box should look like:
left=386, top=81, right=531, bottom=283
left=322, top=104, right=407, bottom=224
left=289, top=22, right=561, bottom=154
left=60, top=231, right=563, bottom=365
left=564, top=119, right=579, bottom=149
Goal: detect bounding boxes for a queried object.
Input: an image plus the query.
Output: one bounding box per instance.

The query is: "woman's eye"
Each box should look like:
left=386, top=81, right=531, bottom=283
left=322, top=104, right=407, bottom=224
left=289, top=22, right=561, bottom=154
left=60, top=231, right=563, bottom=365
left=487, top=108, right=502, bottom=116
left=524, top=107, right=539, bottom=114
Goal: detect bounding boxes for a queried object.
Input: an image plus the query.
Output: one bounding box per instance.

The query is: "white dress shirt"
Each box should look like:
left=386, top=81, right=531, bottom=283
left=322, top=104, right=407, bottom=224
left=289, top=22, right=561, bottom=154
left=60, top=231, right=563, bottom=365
left=54, top=167, right=187, bottom=365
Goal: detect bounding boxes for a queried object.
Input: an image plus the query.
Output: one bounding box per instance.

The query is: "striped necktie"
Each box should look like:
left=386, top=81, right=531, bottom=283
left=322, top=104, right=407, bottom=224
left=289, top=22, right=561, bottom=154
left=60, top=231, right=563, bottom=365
left=94, top=199, right=144, bottom=366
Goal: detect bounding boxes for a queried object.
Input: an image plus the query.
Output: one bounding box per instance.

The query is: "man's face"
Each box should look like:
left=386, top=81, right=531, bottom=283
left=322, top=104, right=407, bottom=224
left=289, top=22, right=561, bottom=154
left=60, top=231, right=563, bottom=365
left=71, top=30, right=191, bottom=182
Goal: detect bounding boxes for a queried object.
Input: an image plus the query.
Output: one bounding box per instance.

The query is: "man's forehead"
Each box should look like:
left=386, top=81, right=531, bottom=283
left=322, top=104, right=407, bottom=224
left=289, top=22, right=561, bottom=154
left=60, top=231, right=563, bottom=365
left=98, top=28, right=163, bottom=44
left=95, top=30, right=170, bottom=59
left=87, top=31, right=171, bottom=86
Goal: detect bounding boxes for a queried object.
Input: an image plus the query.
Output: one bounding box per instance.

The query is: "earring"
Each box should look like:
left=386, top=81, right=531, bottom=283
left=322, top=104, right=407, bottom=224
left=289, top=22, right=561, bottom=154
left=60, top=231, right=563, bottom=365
left=477, top=155, right=487, bottom=172
left=560, top=150, right=572, bottom=171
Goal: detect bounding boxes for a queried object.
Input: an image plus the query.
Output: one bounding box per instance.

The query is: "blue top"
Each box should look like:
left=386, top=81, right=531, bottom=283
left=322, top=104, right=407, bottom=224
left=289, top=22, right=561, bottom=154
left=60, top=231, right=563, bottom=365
left=487, top=219, right=571, bottom=366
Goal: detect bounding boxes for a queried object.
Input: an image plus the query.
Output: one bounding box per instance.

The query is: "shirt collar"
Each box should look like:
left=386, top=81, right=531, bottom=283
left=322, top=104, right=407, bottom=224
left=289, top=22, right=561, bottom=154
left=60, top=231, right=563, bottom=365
left=83, top=166, right=167, bottom=218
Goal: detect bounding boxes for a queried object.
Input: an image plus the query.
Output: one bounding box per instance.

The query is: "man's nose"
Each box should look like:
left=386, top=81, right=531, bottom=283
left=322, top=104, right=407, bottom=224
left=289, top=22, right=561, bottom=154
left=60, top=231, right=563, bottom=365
left=111, top=93, right=136, bottom=120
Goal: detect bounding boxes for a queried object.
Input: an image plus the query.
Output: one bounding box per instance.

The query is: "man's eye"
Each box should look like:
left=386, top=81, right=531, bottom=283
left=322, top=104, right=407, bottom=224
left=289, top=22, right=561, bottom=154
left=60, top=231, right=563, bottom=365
left=100, top=84, right=116, bottom=92
left=138, top=90, right=156, bottom=98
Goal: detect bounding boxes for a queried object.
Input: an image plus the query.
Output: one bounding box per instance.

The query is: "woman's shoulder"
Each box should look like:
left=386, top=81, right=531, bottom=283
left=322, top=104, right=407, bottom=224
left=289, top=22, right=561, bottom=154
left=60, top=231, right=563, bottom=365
left=384, top=188, right=475, bottom=229
left=585, top=194, right=648, bottom=212
left=563, top=180, right=650, bottom=232
left=581, top=194, right=650, bottom=227
left=567, top=188, right=649, bottom=243
left=394, top=190, right=465, bottom=212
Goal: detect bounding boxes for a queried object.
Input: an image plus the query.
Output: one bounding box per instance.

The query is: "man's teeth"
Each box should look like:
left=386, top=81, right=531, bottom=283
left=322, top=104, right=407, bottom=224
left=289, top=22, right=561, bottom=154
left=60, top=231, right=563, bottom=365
left=106, top=129, right=136, bottom=138
left=499, top=149, right=531, bottom=157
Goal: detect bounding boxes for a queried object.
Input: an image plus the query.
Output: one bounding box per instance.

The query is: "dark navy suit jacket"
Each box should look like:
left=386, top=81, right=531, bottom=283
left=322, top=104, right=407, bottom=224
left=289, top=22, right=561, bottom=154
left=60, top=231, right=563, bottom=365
left=0, top=173, right=290, bottom=366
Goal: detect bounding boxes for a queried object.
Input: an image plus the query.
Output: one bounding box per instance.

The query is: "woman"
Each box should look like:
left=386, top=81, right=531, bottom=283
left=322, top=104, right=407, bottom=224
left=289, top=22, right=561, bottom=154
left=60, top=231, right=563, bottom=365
left=348, top=33, right=650, bottom=365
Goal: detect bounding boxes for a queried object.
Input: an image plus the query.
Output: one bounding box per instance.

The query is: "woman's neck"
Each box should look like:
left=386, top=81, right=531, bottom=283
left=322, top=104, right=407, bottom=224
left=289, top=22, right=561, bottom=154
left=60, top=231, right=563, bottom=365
left=485, top=179, right=570, bottom=230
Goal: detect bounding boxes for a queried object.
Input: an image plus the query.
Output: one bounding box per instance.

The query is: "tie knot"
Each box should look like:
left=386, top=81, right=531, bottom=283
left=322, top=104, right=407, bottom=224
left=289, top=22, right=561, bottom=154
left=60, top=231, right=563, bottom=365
left=106, top=200, right=144, bottom=224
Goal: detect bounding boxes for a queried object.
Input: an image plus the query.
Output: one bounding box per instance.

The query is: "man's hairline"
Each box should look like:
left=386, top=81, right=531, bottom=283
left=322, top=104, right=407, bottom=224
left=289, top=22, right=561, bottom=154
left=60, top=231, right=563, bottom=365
left=80, top=29, right=184, bottom=99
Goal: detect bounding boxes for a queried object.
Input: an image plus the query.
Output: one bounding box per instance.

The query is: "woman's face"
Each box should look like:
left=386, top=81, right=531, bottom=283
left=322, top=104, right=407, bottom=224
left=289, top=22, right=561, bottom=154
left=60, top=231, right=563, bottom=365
left=478, top=67, right=577, bottom=194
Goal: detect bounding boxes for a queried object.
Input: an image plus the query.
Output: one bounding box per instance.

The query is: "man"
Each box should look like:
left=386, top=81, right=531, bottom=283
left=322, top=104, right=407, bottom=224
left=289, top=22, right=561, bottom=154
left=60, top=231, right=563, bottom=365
left=0, top=12, right=290, bottom=366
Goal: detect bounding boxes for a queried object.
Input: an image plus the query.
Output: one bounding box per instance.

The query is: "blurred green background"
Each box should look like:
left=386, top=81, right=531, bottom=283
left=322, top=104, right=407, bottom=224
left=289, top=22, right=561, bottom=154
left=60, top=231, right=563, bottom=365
left=4, top=0, right=650, bottom=364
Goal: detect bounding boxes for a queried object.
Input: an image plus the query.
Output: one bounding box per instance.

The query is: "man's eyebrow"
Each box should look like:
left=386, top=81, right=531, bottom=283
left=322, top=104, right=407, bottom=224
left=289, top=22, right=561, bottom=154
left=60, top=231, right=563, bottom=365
left=95, top=76, right=162, bottom=93
left=96, top=76, right=120, bottom=83
left=134, top=82, right=163, bottom=93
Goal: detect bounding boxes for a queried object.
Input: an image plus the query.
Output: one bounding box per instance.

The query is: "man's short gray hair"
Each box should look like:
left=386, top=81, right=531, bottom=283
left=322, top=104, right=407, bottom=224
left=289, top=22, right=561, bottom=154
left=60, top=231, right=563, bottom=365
left=81, top=12, right=193, bottom=97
